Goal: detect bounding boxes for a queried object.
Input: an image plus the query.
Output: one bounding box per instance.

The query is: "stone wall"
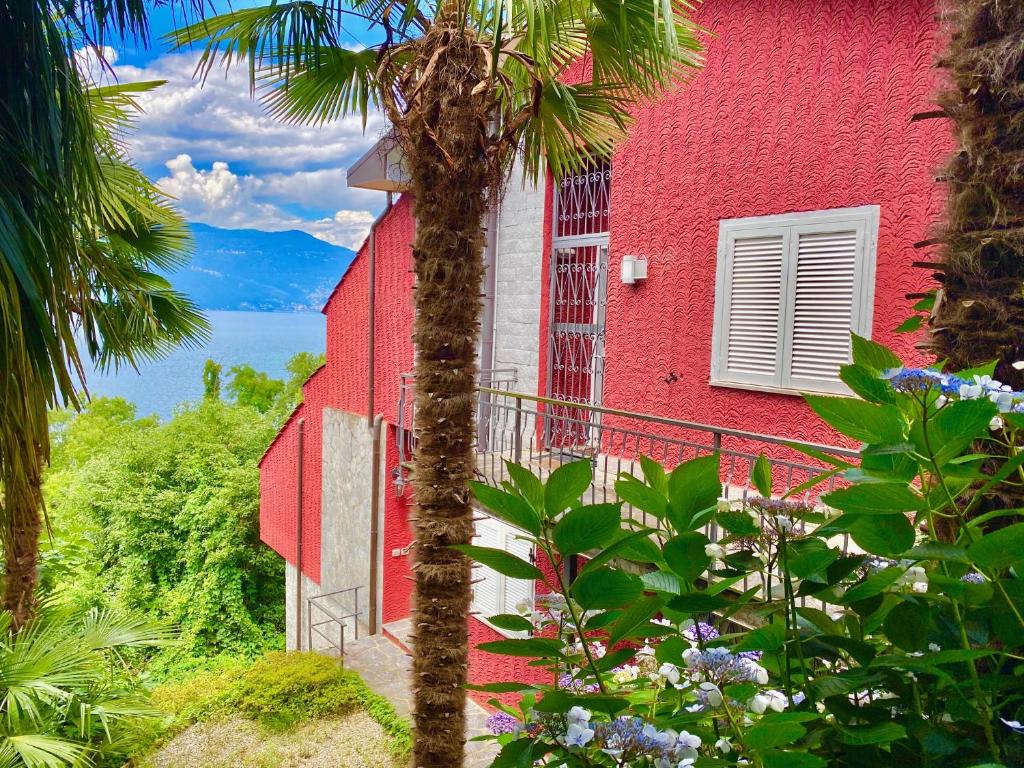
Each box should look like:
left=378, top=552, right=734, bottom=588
left=493, top=161, right=545, bottom=397
left=285, top=407, right=385, bottom=650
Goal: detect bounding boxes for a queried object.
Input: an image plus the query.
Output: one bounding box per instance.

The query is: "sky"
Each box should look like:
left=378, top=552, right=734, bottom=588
left=89, top=2, right=389, bottom=250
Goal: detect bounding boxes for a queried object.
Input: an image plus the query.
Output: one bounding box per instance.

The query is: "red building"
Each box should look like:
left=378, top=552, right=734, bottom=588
left=258, top=0, right=949, bottom=695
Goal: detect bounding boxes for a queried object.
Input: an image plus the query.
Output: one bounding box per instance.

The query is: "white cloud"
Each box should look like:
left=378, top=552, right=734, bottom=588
left=100, top=48, right=387, bottom=249
left=158, top=154, right=376, bottom=248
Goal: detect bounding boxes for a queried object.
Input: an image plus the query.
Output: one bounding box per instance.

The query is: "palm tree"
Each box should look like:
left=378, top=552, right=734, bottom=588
left=172, top=1, right=702, bottom=763
left=1, top=2, right=208, bottom=629
left=930, top=0, right=1024, bottom=388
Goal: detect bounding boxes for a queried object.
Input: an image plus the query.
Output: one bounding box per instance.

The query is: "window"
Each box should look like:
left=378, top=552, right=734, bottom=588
left=711, top=206, right=879, bottom=395
left=471, top=515, right=535, bottom=637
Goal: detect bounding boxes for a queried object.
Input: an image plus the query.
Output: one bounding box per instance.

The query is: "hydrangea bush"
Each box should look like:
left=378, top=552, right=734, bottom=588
left=461, top=337, right=1024, bottom=767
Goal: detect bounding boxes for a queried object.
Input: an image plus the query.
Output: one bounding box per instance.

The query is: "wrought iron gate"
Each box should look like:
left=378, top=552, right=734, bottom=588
left=546, top=160, right=611, bottom=449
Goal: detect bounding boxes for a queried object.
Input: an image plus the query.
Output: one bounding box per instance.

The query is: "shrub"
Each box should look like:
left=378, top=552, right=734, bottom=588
left=467, top=338, right=1024, bottom=767
left=151, top=652, right=412, bottom=758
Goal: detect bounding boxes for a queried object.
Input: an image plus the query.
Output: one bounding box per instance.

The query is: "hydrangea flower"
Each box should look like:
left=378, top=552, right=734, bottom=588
left=486, top=711, right=520, bottom=735
left=592, top=717, right=701, bottom=766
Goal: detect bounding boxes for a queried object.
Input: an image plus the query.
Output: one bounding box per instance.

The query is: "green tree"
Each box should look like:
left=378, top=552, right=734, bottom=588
left=174, top=1, right=702, bottom=762
left=930, top=1, right=1024, bottom=386
left=227, top=364, right=286, bottom=412
left=1, top=3, right=208, bottom=628
left=202, top=359, right=223, bottom=400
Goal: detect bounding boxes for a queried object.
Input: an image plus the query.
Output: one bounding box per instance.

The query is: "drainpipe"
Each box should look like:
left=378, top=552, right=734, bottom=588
left=295, top=417, right=305, bottom=651
left=477, top=204, right=500, bottom=451
left=368, top=191, right=394, bottom=428
left=368, top=414, right=383, bottom=634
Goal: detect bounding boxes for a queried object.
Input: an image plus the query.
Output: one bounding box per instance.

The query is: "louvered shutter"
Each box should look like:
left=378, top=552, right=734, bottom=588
left=784, top=227, right=861, bottom=390
left=471, top=517, right=501, bottom=619
left=502, top=530, right=536, bottom=633
left=715, top=230, right=788, bottom=387
left=713, top=207, right=878, bottom=395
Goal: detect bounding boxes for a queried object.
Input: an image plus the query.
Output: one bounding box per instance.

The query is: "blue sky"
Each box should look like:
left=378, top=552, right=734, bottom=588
left=90, top=1, right=388, bottom=249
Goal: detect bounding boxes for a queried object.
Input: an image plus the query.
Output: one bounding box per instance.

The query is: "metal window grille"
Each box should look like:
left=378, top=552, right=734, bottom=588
left=547, top=160, right=611, bottom=449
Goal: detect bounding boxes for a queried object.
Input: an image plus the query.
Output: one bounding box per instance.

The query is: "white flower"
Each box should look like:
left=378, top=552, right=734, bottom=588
left=515, top=599, right=533, bottom=615
left=717, top=497, right=732, bottom=513
left=990, top=415, right=1005, bottom=431
left=928, top=643, right=941, bottom=653
left=898, top=565, right=928, bottom=593
left=750, top=663, right=770, bottom=685
left=612, top=665, right=639, bottom=684
left=566, top=706, right=591, bottom=727
left=715, top=736, right=733, bottom=753
left=1002, top=718, right=1024, bottom=733
left=637, top=644, right=656, bottom=657
left=700, top=682, right=723, bottom=707
left=659, top=663, right=681, bottom=687
left=749, top=690, right=788, bottom=714
left=682, top=647, right=700, bottom=666
left=652, top=617, right=673, bottom=627
left=705, top=543, right=726, bottom=560
left=912, top=580, right=929, bottom=593
left=776, top=515, right=794, bottom=532
left=562, top=722, right=594, bottom=747
left=960, top=382, right=984, bottom=400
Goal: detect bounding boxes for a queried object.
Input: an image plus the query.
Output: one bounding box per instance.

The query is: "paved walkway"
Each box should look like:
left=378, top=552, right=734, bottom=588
left=342, top=621, right=499, bottom=768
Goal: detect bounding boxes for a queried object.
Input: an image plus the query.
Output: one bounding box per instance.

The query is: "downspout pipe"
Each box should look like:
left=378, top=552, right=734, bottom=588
left=295, top=418, right=305, bottom=650
left=480, top=204, right=500, bottom=379
left=368, top=191, right=394, bottom=428
left=368, top=414, right=383, bottom=634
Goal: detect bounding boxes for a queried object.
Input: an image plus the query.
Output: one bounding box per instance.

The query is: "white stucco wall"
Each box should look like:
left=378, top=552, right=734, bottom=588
left=285, top=408, right=386, bottom=651
left=492, top=161, right=546, bottom=397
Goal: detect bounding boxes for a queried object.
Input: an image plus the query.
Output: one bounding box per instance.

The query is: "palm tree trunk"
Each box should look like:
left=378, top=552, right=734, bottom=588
left=930, top=0, right=1024, bottom=388
left=2, top=436, right=44, bottom=630
left=400, top=22, right=491, bottom=768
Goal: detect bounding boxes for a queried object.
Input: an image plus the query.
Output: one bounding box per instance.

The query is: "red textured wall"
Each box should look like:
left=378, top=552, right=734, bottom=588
left=588, top=0, right=950, bottom=445
left=259, top=195, right=417, bottom=580
left=383, top=425, right=416, bottom=624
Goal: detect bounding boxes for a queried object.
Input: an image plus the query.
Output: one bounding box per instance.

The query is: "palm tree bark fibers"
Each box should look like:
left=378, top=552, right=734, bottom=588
left=931, top=0, right=1024, bottom=388
left=0, top=415, right=44, bottom=630
left=398, top=20, right=492, bottom=768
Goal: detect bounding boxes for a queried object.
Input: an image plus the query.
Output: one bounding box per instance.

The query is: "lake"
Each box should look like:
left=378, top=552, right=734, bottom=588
left=86, top=310, right=326, bottom=419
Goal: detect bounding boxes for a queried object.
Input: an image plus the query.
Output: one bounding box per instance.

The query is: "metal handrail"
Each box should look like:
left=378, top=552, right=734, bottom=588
left=477, top=386, right=858, bottom=459
left=307, top=586, right=361, bottom=657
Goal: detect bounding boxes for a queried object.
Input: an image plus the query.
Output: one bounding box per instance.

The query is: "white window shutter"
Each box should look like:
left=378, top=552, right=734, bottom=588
left=502, top=530, right=536, bottom=617
left=471, top=517, right=501, bottom=618
left=719, top=232, right=787, bottom=386
left=712, top=207, right=878, bottom=395
left=785, top=229, right=860, bottom=389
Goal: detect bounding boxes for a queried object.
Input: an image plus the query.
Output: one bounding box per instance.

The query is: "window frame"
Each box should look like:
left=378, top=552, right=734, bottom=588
left=710, top=206, right=880, bottom=396
left=470, top=514, right=536, bottom=639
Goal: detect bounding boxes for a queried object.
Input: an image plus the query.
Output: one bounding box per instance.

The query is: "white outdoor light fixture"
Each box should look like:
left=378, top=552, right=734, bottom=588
left=621, top=255, right=648, bottom=285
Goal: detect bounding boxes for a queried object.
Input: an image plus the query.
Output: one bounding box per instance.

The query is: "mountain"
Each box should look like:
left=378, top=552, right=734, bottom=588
left=165, top=223, right=358, bottom=312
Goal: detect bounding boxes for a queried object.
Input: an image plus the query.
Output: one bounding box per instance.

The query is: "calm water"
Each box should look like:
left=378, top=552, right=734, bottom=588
left=86, top=311, right=326, bottom=419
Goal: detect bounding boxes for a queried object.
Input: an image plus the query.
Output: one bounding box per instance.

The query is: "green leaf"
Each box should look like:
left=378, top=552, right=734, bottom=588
left=667, top=454, right=721, bottom=531
left=465, top=681, right=536, bottom=693
left=544, top=459, right=593, bottom=517
left=615, top=473, right=669, bottom=519
left=894, top=315, right=923, bottom=334
left=733, top=622, right=785, bottom=653
left=835, top=722, right=907, bottom=745
left=667, top=592, right=730, bottom=613
left=663, top=532, right=711, bottom=583
left=470, top=482, right=541, bottom=535
left=840, top=363, right=897, bottom=404
left=571, top=568, right=642, bottom=609
left=883, top=599, right=930, bottom=651
left=787, top=539, right=840, bottom=579
left=805, top=395, right=905, bottom=444
left=823, top=484, right=922, bottom=516
left=484, top=614, right=535, bottom=633
left=491, top=738, right=533, bottom=768
left=639, top=455, right=668, bottom=495
left=761, top=751, right=826, bottom=768
left=905, top=541, right=969, bottom=564
left=852, top=333, right=902, bottom=371
left=968, top=523, right=1024, bottom=571
left=847, top=514, right=915, bottom=557
left=910, top=398, right=998, bottom=467
left=451, top=545, right=542, bottom=580
left=840, top=567, right=904, bottom=604
left=504, top=462, right=545, bottom=513
left=477, top=638, right=565, bottom=658
left=608, top=595, right=664, bottom=646
left=582, top=530, right=661, bottom=573
left=751, top=453, right=773, bottom=496
left=641, top=570, right=681, bottom=594
left=552, top=503, right=622, bottom=556
left=744, top=721, right=807, bottom=749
